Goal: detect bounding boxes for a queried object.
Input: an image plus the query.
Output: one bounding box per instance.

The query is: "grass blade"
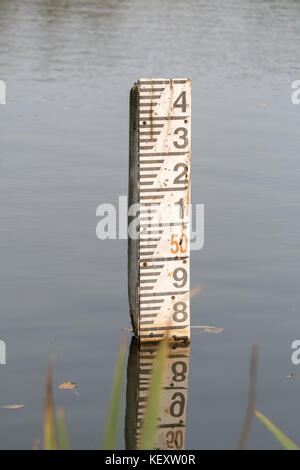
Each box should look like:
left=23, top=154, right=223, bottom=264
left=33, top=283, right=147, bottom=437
left=57, top=407, right=70, bottom=450
left=102, top=338, right=126, bottom=450
left=140, top=339, right=168, bottom=450
left=44, top=358, right=58, bottom=450
left=32, top=438, right=40, bottom=450
left=255, top=409, right=299, bottom=450
left=237, top=345, right=258, bottom=450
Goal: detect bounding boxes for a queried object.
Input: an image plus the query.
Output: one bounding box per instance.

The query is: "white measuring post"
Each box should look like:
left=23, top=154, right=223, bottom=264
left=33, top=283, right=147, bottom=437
left=125, top=338, right=190, bottom=450
left=128, top=78, right=192, bottom=342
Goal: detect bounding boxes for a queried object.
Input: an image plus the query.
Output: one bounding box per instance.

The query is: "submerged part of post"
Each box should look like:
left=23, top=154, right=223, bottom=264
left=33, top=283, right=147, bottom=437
left=125, top=337, right=190, bottom=450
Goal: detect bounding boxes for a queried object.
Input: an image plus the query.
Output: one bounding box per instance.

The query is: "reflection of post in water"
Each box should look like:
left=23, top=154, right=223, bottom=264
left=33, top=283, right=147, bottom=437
left=125, top=337, right=190, bottom=450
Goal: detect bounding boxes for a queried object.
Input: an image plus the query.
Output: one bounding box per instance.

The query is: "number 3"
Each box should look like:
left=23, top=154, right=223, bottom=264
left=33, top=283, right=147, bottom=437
left=173, top=128, right=188, bottom=149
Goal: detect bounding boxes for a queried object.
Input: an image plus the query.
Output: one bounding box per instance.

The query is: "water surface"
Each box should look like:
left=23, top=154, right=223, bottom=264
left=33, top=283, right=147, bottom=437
left=0, top=0, right=300, bottom=449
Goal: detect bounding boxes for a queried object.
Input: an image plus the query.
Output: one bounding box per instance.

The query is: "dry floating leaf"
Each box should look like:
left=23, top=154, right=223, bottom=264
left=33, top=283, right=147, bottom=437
left=58, top=382, right=78, bottom=390
left=0, top=404, right=24, bottom=409
left=191, top=326, right=223, bottom=336
left=203, top=327, right=223, bottom=334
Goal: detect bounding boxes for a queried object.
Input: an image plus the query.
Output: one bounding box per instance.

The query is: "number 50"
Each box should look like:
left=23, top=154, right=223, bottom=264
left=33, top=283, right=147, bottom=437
left=170, top=233, right=188, bottom=254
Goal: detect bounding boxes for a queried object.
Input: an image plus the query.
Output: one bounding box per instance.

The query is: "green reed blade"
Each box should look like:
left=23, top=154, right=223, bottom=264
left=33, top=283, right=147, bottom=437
left=255, top=409, right=299, bottom=450
left=102, top=338, right=126, bottom=450
left=57, top=407, right=70, bottom=450
left=44, top=359, right=58, bottom=450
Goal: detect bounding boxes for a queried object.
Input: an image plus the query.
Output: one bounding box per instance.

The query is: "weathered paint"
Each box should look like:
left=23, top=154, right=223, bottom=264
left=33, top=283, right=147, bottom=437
left=128, top=78, right=191, bottom=342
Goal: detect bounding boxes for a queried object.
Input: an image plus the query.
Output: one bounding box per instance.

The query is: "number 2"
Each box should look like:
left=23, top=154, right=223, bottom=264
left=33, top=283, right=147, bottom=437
left=174, top=163, right=188, bottom=184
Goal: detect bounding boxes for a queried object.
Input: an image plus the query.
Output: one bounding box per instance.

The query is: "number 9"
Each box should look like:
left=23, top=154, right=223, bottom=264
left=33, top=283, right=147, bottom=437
left=173, top=268, right=187, bottom=288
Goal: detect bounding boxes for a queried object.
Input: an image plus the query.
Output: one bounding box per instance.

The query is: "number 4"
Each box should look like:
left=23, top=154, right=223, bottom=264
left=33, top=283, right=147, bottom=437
left=173, top=91, right=187, bottom=113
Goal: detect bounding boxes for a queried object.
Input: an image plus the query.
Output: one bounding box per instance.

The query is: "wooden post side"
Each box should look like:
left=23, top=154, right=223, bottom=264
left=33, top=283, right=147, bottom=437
left=128, top=84, right=140, bottom=334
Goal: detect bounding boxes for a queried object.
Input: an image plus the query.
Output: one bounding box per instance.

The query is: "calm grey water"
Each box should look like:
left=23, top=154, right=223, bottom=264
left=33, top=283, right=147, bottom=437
left=0, top=0, right=300, bottom=450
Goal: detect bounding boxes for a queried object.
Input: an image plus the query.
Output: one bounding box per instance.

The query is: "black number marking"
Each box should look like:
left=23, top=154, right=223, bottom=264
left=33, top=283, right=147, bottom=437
left=172, top=302, right=187, bottom=322
left=173, top=91, right=187, bottom=113
left=172, top=361, right=187, bottom=382
left=173, top=268, right=187, bottom=288
left=173, top=127, right=188, bottom=149
left=170, top=392, right=185, bottom=417
left=173, top=163, right=188, bottom=184
left=175, top=198, right=184, bottom=218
